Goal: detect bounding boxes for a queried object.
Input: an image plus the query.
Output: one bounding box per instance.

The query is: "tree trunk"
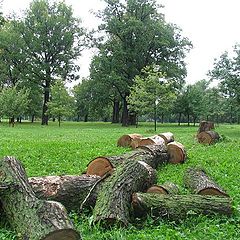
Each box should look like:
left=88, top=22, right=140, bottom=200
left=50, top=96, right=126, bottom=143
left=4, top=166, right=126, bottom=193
left=161, top=112, right=164, bottom=124
left=9, top=117, right=15, bottom=127
left=128, top=112, right=137, bottom=125
left=112, top=99, right=120, bottom=123
left=132, top=193, right=232, bottom=220
left=92, top=160, right=157, bottom=226
left=184, top=167, right=229, bottom=197
left=29, top=175, right=101, bottom=211
left=147, top=182, right=179, bottom=195
left=84, top=114, right=88, bottom=122
left=197, top=131, right=220, bottom=145
left=178, top=113, right=181, bottom=126
left=58, top=116, right=61, bottom=127
left=0, top=157, right=80, bottom=240
left=122, top=96, right=129, bottom=126
left=87, top=144, right=168, bottom=177
left=42, top=83, right=50, bottom=125
left=31, top=115, right=35, bottom=123
left=187, top=113, right=190, bottom=126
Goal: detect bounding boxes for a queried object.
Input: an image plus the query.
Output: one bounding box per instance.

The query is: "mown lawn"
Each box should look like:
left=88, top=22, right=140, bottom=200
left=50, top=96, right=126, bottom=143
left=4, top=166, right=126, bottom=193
left=0, top=121, right=239, bottom=239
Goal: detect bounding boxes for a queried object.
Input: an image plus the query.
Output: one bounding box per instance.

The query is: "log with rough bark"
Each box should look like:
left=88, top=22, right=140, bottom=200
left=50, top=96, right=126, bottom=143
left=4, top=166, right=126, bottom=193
left=132, top=135, right=165, bottom=149
left=0, top=156, right=80, bottom=240
left=184, top=167, right=229, bottom=197
left=117, top=133, right=142, bottom=147
left=87, top=144, right=168, bottom=177
left=198, top=121, right=215, bottom=133
left=29, top=174, right=101, bottom=211
left=197, top=131, right=220, bottom=145
left=147, top=182, right=179, bottom=195
left=132, top=193, right=232, bottom=219
left=93, top=160, right=157, bottom=226
left=167, top=141, right=186, bottom=164
left=158, top=132, right=174, bottom=145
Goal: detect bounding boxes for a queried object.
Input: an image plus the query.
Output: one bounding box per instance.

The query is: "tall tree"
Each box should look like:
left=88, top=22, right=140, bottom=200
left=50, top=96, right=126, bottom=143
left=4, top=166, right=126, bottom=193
left=91, top=0, right=192, bottom=126
left=0, top=0, right=85, bottom=125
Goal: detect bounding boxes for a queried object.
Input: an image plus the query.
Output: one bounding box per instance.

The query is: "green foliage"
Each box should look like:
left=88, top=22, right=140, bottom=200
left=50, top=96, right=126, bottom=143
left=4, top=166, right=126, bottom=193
left=47, top=80, right=74, bottom=126
left=0, top=122, right=239, bottom=239
left=0, top=86, right=29, bottom=119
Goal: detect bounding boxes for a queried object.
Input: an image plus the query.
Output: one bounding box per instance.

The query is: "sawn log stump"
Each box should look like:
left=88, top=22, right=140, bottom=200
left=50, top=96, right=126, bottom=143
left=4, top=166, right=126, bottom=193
left=167, top=141, right=186, bottom=164
left=0, top=156, right=80, bottom=240
left=197, top=131, right=220, bottom=145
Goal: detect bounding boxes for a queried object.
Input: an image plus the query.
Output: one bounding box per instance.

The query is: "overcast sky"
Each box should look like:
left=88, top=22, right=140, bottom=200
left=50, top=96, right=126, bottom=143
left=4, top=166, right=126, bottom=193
left=2, top=0, right=240, bottom=85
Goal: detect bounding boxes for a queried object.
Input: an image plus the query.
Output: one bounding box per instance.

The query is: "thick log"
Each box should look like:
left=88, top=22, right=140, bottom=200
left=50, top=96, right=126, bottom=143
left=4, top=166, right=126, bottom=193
left=29, top=174, right=101, bottom=211
left=184, top=167, right=229, bottom=197
left=132, top=135, right=165, bottom=149
left=198, top=121, right=215, bottom=133
left=158, top=132, right=174, bottom=145
left=167, top=141, right=186, bottom=164
left=117, top=133, right=142, bottom=147
left=0, top=156, right=80, bottom=240
left=197, top=131, right=220, bottom=145
left=93, top=160, right=157, bottom=226
left=132, top=193, right=232, bottom=220
left=87, top=144, right=168, bottom=177
left=147, top=182, right=179, bottom=195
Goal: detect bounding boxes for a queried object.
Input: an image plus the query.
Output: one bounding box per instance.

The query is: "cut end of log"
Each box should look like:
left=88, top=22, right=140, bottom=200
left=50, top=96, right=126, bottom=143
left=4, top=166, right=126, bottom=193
left=137, top=135, right=165, bottom=148
left=199, top=188, right=229, bottom=197
left=147, top=185, right=168, bottom=194
left=197, top=131, right=220, bottom=145
left=117, top=134, right=142, bottom=147
left=158, top=132, right=174, bottom=145
left=42, top=229, right=81, bottom=240
left=167, top=141, right=186, bottom=164
left=87, top=157, right=113, bottom=177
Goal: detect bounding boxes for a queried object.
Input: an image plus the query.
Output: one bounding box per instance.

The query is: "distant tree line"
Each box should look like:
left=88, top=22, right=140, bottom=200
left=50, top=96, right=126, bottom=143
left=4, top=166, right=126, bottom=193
left=0, top=0, right=239, bottom=126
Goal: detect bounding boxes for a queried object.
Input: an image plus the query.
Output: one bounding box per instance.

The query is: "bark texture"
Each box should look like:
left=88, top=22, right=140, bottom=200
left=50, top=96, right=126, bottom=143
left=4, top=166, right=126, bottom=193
left=197, top=131, right=220, bottom=145
left=132, top=193, right=232, bottom=219
left=87, top=144, right=168, bottom=177
left=29, top=175, right=101, bottom=211
left=167, top=141, right=186, bottom=164
left=93, top=160, right=157, bottom=226
left=184, top=167, right=229, bottom=197
left=0, top=156, right=80, bottom=240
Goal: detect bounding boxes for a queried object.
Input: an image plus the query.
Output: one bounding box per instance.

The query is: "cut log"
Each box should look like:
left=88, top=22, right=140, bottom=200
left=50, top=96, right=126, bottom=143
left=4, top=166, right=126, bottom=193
left=133, top=135, right=165, bottom=149
left=29, top=174, right=101, bottom=211
left=87, top=144, right=168, bottom=177
left=93, top=160, right=157, bottom=226
left=132, top=193, right=232, bottom=220
left=0, top=156, right=80, bottom=240
left=184, top=167, right=229, bottom=197
left=167, top=141, right=186, bottom=164
left=158, top=132, right=174, bottom=145
left=117, top=133, right=142, bottom=147
left=147, top=182, right=179, bottom=195
left=197, top=131, right=220, bottom=145
left=198, top=121, right=215, bottom=133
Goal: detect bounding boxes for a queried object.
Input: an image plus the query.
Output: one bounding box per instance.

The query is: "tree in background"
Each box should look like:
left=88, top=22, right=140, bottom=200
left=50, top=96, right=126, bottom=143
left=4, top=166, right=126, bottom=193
left=0, top=0, right=85, bottom=125
left=91, top=0, right=192, bottom=126
left=0, top=86, right=29, bottom=126
left=128, top=65, right=176, bottom=130
left=47, top=80, right=74, bottom=127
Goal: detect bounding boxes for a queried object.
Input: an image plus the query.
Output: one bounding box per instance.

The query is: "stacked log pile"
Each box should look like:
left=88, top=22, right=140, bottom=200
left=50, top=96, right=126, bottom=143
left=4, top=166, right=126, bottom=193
left=197, top=121, right=220, bottom=144
left=0, top=131, right=233, bottom=238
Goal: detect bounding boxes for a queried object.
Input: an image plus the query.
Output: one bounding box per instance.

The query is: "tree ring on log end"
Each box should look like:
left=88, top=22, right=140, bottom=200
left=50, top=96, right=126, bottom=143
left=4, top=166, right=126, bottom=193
left=87, top=157, right=113, bottom=177
left=167, top=142, right=186, bottom=164
left=41, top=229, right=81, bottom=240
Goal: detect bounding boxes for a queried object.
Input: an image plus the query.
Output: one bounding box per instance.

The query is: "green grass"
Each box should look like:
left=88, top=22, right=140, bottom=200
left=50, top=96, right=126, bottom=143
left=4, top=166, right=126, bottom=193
left=0, top=121, right=239, bottom=239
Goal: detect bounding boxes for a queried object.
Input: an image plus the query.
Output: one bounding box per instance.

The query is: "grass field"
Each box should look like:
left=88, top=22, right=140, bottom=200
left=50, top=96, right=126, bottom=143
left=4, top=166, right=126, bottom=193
left=0, top=121, right=239, bottom=239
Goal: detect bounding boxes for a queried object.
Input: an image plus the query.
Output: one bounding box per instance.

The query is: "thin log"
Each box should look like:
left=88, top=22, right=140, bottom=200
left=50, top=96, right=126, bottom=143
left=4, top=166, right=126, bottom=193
left=93, top=160, right=157, bottom=227
left=198, top=121, right=215, bottom=133
left=87, top=144, right=168, bottom=177
left=158, top=132, right=174, bottom=145
left=132, top=193, right=232, bottom=220
left=184, top=167, right=229, bottom=197
left=167, top=141, right=186, bottom=164
left=0, top=156, right=80, bottom=240
left=29, top=174, right=101, bottom=211
left=117, top=134, right=142, bottom=147
left=197, top=131, right=220, bottom=145
left=147, top=182, right=179, bottom=195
